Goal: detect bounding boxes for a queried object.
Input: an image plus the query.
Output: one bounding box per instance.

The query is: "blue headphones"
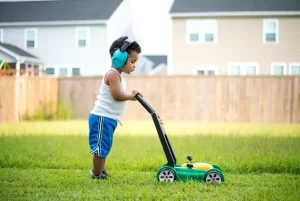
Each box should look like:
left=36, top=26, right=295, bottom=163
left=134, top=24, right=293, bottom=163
left=111, top=39, right=133, bottom=68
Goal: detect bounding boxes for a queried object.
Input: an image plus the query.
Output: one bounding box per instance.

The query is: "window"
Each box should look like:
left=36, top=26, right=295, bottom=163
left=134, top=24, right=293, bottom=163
left=45, top=67, right=55, bottom=75
left=289, top=63, right=300, bottom=75
left=72, top=68, right=80, bottom=76
left=230, top=65, right=241, bottom=75
left=196, top=67, right=218, bottom=75
left=246, top=65, right=257, bottom=75
left=197, top=70, right=205, bottom=75
left=263, top=19, right=278, bottom=43
left=271, top=63, right=286, bottom=75
left=59, top=68, right=68, bottom=76
left=0, top=29, right=3, bottom=42
left=76, top=27, right=89, bottom=48
left=228, top=63, right=259, bottom=75
left=186, top=20, right=217, bottom=44
left=25, top=29, right=37, bottom=48
left=43, top=65, right=81, bottom=77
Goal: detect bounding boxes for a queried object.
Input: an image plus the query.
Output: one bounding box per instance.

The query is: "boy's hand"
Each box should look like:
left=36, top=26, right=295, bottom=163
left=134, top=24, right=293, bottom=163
left=130, top=90, right=143, bottom=100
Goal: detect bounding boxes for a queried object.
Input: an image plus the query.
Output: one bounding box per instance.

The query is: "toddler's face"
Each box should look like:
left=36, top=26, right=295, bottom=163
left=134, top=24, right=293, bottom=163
left=122, top=51, right=139, bottom=74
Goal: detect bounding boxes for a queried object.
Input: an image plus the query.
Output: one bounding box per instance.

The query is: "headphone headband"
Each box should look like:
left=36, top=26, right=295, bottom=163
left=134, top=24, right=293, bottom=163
left=120, top=39, right=133, bottom=52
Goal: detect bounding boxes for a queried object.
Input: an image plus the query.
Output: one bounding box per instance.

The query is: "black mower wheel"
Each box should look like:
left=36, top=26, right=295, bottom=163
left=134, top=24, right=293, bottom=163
left=157, top=167, right=176, bottom=183
left=204, top=170, right=223, bottom=184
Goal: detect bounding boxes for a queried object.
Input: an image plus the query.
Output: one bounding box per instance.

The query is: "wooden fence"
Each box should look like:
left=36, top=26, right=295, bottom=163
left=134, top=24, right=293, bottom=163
left=1, top=76, right=300, bottom=123
left=0, top=77, right=58, bottom=122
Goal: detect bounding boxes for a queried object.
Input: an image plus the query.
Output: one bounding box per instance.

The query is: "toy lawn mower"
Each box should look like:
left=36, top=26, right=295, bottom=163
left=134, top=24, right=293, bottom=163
left=135, top=94, right=225, bottom=184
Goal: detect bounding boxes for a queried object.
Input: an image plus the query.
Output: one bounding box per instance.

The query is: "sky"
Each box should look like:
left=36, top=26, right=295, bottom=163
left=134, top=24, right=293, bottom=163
left=0, top=0, right=175, bottom=55
left=128, top=0, right=174, bottom=55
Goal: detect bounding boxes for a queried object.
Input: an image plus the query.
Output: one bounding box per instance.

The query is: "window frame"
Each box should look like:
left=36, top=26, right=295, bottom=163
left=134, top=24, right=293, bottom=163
left=186, top=20, right=218, bottom=44
left=75, top=27, right=90, bottom=48
left=24, top=28, right=38, bottom=49
left=263, top=19, right=279, bottom=44
left=270, top=62, right=286, bottom=75
left=228, top=62, right=260, bottom=76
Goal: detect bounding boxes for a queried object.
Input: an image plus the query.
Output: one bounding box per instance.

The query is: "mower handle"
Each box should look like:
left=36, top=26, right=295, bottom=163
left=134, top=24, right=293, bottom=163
left=135, top=93, right=156, bottom=114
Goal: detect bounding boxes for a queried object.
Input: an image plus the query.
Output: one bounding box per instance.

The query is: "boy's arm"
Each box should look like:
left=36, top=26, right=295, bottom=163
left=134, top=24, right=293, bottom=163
left=106, top=71, right=135, bottom=101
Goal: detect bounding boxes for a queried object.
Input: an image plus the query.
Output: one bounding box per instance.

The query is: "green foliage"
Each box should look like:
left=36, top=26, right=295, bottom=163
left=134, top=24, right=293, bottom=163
left=0, top=121, right=300, bottom=200
left=33, top=105, right=54, bottom=121
left=56, top=101, right=75, bottom=120
left=21, top=111, right=30, bottom=121
left=22, top=100, right=75, bottom=121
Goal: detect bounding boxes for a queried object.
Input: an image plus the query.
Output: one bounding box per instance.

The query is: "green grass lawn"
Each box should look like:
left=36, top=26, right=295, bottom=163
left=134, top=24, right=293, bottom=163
left=0, top=120, right=300, bottom=201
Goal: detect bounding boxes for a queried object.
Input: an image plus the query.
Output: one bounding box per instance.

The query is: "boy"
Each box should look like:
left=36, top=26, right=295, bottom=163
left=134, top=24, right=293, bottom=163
left=88, top=36, right=142, bottom=179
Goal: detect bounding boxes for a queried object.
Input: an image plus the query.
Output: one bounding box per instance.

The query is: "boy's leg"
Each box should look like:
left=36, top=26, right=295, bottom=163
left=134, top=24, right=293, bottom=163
left=88, top=114, right=117, bottom=179
left=92, top=154, right=106, bottom=176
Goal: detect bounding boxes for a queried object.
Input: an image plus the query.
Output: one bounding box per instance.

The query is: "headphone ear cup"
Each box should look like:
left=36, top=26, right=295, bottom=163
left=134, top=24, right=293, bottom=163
left=111, top=49, right=128, bottom=68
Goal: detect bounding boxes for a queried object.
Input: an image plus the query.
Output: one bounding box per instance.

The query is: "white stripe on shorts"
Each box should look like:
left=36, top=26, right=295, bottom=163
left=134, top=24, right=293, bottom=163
left=98, top=116, right=104, bottom=157
left=91, top=116, right=103, bottom=155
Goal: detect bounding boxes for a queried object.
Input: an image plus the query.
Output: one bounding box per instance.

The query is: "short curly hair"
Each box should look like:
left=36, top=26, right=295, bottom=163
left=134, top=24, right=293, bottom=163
left=109, top=36, right=141, bottom=57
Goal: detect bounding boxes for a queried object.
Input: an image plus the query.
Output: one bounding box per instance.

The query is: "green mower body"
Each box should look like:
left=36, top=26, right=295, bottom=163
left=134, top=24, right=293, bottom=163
left=135, top=94, right=225, bottom=184
left=157, top=163, right=225, bottom=183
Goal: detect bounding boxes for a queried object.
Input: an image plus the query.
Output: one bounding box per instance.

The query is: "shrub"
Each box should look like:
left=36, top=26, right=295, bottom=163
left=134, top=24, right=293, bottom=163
left=56, top=101, right=75, bottom=120
left=22, top=100, right=75, bottom=121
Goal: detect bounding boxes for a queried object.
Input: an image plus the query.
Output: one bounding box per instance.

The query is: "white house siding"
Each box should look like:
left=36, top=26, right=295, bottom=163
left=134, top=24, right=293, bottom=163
left=1, top=24, right=107, bottom=76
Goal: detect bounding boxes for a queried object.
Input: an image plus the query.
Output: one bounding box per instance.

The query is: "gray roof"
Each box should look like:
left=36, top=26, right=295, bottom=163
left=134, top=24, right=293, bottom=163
left=0, top=0, right=122, bottom=23
left=143, top=55, right=168, bottom=68
left=170, top=0, right=300, bottom=13
left=0, top=42, right=37, bottom=59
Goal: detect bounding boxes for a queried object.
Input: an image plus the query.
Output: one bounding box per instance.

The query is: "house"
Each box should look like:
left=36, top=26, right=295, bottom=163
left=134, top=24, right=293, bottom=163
left=0, top=42, right=43, bottom=76
left=132, top=55, right=168, bottom=75
left=0, top=0, right=139, bottom=77
left=168, top=0, right=300, bottom=76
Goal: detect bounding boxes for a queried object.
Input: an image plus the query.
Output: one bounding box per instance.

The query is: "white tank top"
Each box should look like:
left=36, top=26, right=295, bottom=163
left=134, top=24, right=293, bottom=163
left=90, top=68, right=126, bottom=121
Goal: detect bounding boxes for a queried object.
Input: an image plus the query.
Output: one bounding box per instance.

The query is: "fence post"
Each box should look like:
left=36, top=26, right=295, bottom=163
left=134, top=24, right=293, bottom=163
left=14, top=76, right=19, bottom=122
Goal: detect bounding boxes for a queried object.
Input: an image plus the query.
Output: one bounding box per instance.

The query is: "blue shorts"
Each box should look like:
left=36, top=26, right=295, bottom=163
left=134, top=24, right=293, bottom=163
left=88, top=113, right=118, bottom=158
